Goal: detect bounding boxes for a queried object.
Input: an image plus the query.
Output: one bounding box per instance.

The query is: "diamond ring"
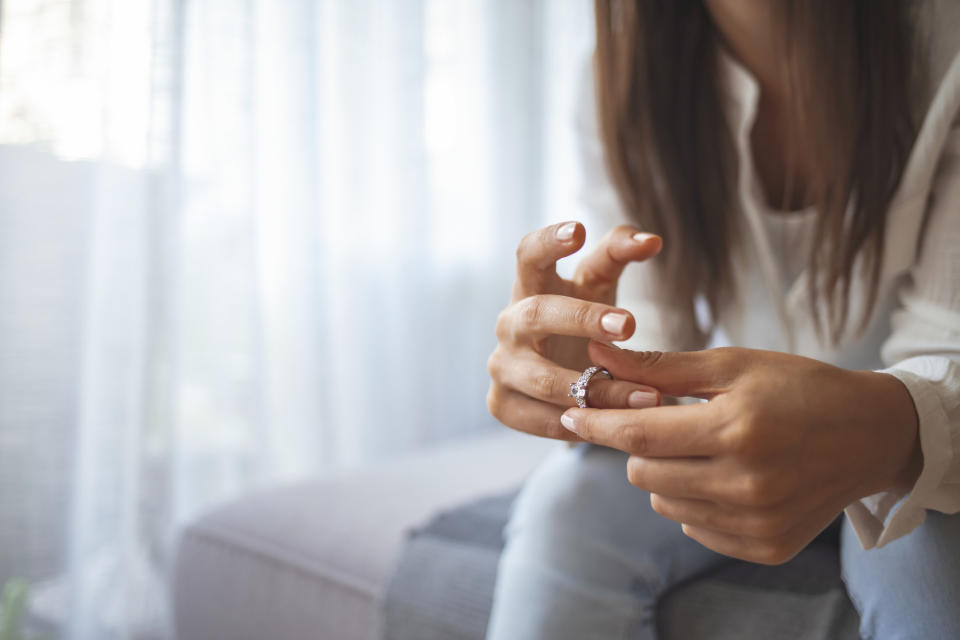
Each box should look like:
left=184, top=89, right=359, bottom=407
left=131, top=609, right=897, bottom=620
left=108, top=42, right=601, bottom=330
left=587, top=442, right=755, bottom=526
left=568, top=366, right=613, bottom=409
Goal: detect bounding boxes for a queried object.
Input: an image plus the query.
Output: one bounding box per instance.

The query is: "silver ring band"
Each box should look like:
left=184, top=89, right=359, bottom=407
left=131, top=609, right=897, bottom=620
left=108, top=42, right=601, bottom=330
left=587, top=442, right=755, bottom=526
left=568, top=366, right=612, bottom=409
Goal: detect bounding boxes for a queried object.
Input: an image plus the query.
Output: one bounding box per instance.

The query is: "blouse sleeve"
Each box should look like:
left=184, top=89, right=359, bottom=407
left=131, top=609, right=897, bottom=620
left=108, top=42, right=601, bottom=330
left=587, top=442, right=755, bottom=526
left=845, top=126, right=960, bottom=549
left=573, top=60, right=707, bottom=354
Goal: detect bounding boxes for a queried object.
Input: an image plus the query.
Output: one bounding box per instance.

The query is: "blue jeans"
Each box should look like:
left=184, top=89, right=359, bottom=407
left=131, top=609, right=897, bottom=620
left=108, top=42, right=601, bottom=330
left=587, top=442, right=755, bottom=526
left=486, top=444, right=960, bottom=640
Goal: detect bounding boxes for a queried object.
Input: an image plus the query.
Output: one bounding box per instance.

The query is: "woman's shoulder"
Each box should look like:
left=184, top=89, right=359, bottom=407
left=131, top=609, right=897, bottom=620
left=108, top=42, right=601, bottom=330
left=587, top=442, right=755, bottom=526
left=914, top=0, right=960, bottom=113
left=879, top=1, right=960, bottom=282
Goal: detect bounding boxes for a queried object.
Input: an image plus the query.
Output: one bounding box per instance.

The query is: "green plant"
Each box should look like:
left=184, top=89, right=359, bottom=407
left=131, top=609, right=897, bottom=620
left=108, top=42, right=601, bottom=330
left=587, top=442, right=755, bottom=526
left=0, top=579, right=52, bottom=640
left=0, top=578, right=29, bottom=640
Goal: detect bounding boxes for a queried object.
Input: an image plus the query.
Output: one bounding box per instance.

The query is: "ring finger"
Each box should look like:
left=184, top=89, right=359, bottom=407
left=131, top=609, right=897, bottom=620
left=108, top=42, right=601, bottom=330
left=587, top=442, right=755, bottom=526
left=494, top=352, right=661, bottom=409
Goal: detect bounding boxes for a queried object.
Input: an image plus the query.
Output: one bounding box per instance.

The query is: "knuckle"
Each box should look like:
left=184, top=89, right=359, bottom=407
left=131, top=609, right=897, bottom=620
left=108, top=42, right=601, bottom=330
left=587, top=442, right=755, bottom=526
left=626, top=457, right=645, bottom=488
left=519, top=296, right=545, bottom=330
left=515, top=232, right=535, bottom=263
left=739, top=474, right=768, bottom=506
left=739, top=472, right=782, bottom=507
left=533, top=372, right=559, bottom=399
left=541, top=415, right=568, bottom=440
left=721, top=408, right=762, bottom=455
left=486, top=350, right=500, bottom=380
left=735, top=398, right=766, bottom=433
left=713, top=347, right=748, bottom=382
left=632, top=350, right=665, bottom=368
left=531, top=412, right=576, bottom=440
left=716, top=427, right=742, bottom=456
left=625, top=424, right=649, bottom=456
left=494, top=308, right=513, bottom=343
left=724, top=422, right=757, bottom=456
left=572, top=301, right=593, bottom=328
left=578, top=264, right=612, bottom=292
left=486, top=384, right=504, bottom=418
left=649, top=492, right=668, bottom=516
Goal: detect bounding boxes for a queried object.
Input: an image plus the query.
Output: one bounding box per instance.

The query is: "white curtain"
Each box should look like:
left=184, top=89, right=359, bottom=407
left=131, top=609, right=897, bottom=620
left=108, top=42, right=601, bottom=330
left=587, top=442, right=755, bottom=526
left=0, top=0, right=593, bottom=637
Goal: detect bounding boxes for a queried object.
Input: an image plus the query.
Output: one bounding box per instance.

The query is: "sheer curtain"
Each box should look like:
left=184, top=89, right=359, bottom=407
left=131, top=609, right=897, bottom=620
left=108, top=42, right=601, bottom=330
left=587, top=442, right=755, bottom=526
left=0, top=0, right=593, bottom=637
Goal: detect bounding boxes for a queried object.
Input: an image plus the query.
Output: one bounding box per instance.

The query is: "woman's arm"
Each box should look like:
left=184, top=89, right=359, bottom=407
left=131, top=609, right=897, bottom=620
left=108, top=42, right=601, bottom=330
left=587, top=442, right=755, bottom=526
left=555, top=123, right=960, bottom=563
left=846, top=125, right=960, bottom=549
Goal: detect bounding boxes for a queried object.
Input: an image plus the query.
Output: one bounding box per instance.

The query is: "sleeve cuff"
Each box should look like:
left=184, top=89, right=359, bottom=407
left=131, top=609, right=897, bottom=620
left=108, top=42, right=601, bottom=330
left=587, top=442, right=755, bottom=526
left=844, top=359, right=955, bottom=549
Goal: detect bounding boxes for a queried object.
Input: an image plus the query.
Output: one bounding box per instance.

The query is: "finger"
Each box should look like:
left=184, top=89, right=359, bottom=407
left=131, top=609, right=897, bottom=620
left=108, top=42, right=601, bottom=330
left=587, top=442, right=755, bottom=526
left=491, top=352, right=661, bottom=408
left=513, top=221, right=585, bottom=300
left=680, top=498, right=841, bottom=565
left=588, top=341, right=744, bottom=398
left=625, top=456, right=769, bottom=503
left=678, top=524, right=803, bottom=565
left=487, top=385, right=583, bottom=442
left=649, top=494, right=814, bottom=539
left=559, top=403, right=720, bottom=457
left=500, top=294, right=636, bottom=343
left=626, top=456, right=803, bottom=508
left=573, top=226, right=662, bottom=299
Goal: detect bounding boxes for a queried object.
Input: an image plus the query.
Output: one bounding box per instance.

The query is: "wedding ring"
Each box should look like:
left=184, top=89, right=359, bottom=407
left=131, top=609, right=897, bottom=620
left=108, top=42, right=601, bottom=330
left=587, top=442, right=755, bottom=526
left=568, top=366, right=612, bottom=408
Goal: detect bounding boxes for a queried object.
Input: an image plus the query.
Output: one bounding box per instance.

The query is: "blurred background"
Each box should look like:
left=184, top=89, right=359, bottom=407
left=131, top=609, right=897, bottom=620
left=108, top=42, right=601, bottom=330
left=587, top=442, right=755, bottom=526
left=0, top=0, right=595, bottom=637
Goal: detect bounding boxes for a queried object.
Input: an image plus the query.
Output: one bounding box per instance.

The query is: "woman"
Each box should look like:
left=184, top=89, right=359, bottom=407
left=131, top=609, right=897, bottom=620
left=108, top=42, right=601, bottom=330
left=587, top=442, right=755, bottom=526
left=485, top=1, right=960, bottom=638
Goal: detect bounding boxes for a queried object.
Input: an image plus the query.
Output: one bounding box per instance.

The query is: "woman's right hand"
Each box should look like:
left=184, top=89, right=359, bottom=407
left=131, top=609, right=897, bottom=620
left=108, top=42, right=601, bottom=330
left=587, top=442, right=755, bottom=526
left=487, top=221, right=664, bottom=441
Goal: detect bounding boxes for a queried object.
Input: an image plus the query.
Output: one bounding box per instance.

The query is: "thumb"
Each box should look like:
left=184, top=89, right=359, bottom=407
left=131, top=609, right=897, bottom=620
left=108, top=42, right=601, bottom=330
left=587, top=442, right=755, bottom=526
left=572, top=226, right=661, bottom=300
left=587, top=341, right=738, bottom=399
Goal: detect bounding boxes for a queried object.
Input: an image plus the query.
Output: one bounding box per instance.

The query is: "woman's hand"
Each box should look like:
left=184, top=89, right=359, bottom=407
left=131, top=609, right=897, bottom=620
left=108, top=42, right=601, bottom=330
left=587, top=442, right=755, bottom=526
left=487, top=221, right=664, bottom=441
left=560, top=341, right=924, bottom=564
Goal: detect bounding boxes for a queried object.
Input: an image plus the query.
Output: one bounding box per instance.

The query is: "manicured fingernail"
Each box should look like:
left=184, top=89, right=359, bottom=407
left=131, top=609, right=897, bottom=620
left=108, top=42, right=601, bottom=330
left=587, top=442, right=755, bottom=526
left=556, top=222, right=577, bottom=241
left=601, top=312, right=628, bottom=335
left=560, top=413, right=577, bottom=433
left=633, top=232, right=656, bottom=243
left=628, top=390, right=658, bottom=408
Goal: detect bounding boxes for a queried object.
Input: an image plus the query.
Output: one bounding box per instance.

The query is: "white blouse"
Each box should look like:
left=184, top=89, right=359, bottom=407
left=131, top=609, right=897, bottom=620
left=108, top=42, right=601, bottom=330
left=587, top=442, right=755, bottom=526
left=576, top=0, right=960, bottom=549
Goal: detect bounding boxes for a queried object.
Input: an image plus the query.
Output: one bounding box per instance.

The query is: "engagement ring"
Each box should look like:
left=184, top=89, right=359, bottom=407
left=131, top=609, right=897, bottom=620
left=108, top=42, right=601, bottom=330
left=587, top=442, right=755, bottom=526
left=568, top=366, right=612, bottom=409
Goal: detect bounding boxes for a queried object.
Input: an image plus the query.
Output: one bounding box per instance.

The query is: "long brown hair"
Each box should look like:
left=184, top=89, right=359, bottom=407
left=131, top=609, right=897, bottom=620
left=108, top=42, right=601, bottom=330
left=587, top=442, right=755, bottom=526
left=594, top=0, right=916, bottom=345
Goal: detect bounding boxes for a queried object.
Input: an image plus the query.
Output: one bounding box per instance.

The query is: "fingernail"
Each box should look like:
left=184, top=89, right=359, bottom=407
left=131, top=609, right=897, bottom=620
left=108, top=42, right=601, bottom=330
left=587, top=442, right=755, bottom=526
left=601, top=312, right=628, bottom=335
left=560, top=413, right=577, bottom=433
left=633, top=232, right=656, bottom=243
left=556, top=222, right=577, bottom=241
left=628, top=390, right=658, bottom=408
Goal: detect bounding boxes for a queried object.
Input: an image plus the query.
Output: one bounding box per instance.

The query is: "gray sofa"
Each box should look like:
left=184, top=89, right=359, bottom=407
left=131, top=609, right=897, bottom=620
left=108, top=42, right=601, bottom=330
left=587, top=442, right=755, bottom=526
left=171, top=431, right=554, bottom=639
left=171, top=431, right=861, bottom=639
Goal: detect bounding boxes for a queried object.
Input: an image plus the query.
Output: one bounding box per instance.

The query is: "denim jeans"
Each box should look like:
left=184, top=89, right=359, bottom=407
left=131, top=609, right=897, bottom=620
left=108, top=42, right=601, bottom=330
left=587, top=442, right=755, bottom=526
left=486, top=444, right=960, bottom=640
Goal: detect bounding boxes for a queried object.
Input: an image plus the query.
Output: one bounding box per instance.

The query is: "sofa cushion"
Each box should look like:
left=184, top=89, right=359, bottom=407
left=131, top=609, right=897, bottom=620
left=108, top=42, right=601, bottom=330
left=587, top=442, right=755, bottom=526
left=171, top=431, right=554, bottom=640
left=382, top=492, right=861, bottom=640
left=381, top=492, right=514, bottom=639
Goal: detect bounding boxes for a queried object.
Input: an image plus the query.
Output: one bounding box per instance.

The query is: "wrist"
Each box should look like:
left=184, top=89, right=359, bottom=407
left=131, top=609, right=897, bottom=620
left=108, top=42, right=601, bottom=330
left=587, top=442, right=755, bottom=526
left=856, top=370, right=923, bottom=495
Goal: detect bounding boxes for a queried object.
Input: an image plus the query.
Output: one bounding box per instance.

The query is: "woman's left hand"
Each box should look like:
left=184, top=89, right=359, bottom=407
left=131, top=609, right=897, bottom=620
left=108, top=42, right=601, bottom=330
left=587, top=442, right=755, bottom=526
left=560, top=341, right=923, bottom=565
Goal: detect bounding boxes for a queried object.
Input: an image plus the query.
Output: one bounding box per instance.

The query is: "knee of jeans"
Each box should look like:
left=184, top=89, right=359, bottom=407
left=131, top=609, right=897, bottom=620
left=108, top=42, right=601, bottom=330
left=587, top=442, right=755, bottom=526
left=499, top=447, right=669, bottom=606
left=841, top=512, right=960, bottom=639
left=504, top=446, right=629, bottom=544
